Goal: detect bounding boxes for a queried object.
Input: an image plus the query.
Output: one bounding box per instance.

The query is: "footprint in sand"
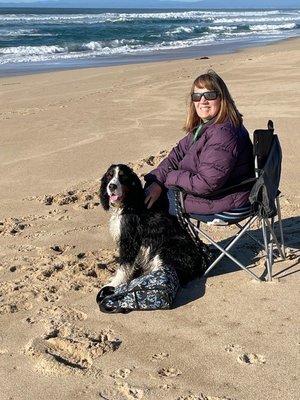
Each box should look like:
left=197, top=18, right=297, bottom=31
left=129, top=150, right=169, bottom=171
left=28, top=150, right=168, bottom=211
left=40, top=184, right=100, bottom=210
left=151, top=352, right=169, bottom=361
left=0, top=300, right=33, bottom=315
left=0, top=283, right=33, bottom=315
left=0, top=248, right=114, bottom=316
left=114, top=381, right=144, bottom=400
left=224, top=344, right=242, bottom=353
left=225, top=344, right=266, bottom=365
left=0, top=211, right=67, bottom=237
left=159, top=382, right=177, bottom=390
left=24, top=305, right=87, bottom=327
left=100, top=382, right=145, bottom=400
left=237, top=353, right=266, bottom=365
left=0, top=218, right=30, bottom=236
left=158, top=366, right=182, bottom=377
left=24, top=324, right=121, bottom=375
left=110, top=368, right=132, bottom=379
left=176, top=394, right=236, bottom=400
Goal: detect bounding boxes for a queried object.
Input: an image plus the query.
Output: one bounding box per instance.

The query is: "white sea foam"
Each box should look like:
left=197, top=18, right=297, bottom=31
left=0, top=35, right=218, bottom=64
left=99, top=9, right=296, bottom=23
left=223, top=30, right=282, bottom=38
left=208, top=25, right=238, bottom=31
left=0, top=9, right=295, bottom=25
left=212, top=16, right=299, bottom=24
left=0, top=13, right=106, bottom=23
left=249, top=23, right=296, bottom=31
left=82, top=38, right=140, bottom=51
left=0, top=45, right=65, bottom=56
left=165, top=26, right=195, bottom=36
left=0, top=28, right=54, bottom=38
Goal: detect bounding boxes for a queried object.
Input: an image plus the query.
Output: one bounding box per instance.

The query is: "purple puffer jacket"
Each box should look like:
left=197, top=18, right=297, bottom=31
left=144, top=120, right=254, bottom=214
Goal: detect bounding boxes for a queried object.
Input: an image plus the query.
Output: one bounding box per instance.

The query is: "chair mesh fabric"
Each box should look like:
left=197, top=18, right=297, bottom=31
left=249, top=135, right=282, bottom=218
left=253, top=129, right=274, bottom=170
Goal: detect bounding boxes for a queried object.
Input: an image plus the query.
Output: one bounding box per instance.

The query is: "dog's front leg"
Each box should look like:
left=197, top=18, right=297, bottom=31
left=97, top=264, right=131, bottom=302
left=107, top=264, right=131, bottom=287
left=116, top=214, right=141, bottom=283
left=99, top=254, right=137, bottom=298
left=99, top=215, right=141, bottom=301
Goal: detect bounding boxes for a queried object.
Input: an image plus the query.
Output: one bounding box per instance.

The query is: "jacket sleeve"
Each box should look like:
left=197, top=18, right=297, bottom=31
left=164, top=125, right=239, bottom=195
left=144, top=133, right=192, bottom=187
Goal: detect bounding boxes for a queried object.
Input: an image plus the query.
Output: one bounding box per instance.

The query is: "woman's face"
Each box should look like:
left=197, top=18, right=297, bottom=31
left=193, top=86, right=221, bottom=121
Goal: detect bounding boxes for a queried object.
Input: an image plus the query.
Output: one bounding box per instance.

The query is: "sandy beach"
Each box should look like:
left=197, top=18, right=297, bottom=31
left=0, top=38, right=299, bottom=400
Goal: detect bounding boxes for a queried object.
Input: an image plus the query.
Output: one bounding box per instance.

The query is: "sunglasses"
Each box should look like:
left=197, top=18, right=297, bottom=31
left=191, top=91, right=219, bottom=102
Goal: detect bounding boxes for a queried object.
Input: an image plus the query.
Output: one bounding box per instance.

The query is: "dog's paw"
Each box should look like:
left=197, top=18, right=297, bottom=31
left=96, top=286, right=116, bottom=304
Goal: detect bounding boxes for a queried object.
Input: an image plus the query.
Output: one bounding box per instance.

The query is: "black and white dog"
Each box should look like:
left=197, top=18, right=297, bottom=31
left=98, top=164, right=208, bottom=297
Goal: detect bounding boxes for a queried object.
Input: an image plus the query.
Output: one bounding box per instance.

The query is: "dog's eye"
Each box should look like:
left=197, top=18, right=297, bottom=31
left=106, top=171, right=114, bottom=179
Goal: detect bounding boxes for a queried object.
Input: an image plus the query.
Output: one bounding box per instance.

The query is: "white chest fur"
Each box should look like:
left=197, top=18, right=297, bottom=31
left=109, top=209, right=122, bottom=242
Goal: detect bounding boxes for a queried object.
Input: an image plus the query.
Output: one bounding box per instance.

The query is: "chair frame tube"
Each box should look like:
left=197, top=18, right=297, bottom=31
left=190, top=215, right=261, bottom=281
left=275, top=196, right=286, bottom=259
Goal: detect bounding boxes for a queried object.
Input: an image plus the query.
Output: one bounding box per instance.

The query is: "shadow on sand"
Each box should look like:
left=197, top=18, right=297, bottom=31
left=173, top=216, right=300, bottom=308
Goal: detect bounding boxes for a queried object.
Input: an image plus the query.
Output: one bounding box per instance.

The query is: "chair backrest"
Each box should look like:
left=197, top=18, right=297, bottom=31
left=249, top=121, right=282, bottom=217
left=253, top=120, right=274, bottom=174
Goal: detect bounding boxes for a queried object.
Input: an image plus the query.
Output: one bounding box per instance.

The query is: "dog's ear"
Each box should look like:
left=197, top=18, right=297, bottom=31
left=123, top=167, right=145, bottom=209
left=119, top=164, right=143, bottom=192
left=130, top=169, right=143, bottom=191
left=99, top=174, right=110, bottom=211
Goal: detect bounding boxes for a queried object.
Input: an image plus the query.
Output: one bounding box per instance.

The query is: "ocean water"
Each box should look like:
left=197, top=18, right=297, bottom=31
left=0, top=7, right=300, bottom=74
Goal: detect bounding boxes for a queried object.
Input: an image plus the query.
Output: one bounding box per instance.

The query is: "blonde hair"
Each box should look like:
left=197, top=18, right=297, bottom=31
left=184, top=69, right=243, bottom=132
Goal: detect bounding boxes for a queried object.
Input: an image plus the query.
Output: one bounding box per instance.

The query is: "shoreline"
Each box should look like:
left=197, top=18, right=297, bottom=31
left=1, top=35, right=299, bottom=78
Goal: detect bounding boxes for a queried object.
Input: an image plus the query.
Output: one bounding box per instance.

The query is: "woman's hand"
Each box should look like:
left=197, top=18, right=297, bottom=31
left=144, top=182, right=162, bottom=209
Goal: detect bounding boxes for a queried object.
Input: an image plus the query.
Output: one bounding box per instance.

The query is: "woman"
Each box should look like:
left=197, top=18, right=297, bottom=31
left=144, top=70, right=254, bottom=215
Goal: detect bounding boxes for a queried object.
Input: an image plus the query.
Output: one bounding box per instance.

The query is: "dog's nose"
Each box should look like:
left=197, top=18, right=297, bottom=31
left=109, top=183, right=117, bottom=191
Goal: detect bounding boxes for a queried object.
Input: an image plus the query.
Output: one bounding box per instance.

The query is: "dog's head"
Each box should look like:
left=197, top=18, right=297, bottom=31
left=100, top=164, right=144, bottom=211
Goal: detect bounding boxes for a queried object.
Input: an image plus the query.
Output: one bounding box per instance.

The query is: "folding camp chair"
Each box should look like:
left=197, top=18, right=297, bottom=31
left=174, top=120, right=286, bottom=282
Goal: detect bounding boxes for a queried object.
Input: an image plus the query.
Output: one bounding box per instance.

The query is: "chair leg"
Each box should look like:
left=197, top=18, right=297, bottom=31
left=207, top=216, right=259, bottom=270
left=264, top=217, right=285, bottom=260
left=268, top=217, right=274, bottom=281
left=194, top=216, right=261, bottom=281
left=261, top=218, right=272, bottom=281
left=276, top=196, right=286, bottom=259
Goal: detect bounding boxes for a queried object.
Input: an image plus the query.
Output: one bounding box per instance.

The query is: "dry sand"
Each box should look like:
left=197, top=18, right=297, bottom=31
left=0, top=38, right=299, bottom=400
